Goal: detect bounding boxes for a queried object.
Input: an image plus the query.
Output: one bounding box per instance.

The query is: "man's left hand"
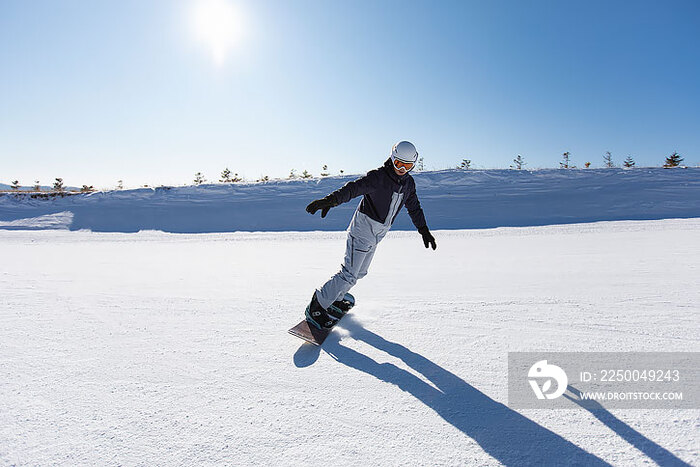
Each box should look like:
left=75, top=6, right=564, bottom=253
left=418, top=226, right=436, bottom=250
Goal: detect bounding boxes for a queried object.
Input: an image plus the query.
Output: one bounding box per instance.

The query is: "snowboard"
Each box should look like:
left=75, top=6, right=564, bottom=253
left=288, top=293, right=355, bottom=346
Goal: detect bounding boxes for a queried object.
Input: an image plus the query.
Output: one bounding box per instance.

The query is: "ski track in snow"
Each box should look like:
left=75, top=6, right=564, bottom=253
left=0, top=219, right=698, bottom=466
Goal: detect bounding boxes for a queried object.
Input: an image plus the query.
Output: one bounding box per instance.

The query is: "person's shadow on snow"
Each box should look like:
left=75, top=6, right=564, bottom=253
left=318, top=317, right=608, bottom=467
left=563, top=386, right=691, bottom=467
left=293, top=318, right=690, bottom=466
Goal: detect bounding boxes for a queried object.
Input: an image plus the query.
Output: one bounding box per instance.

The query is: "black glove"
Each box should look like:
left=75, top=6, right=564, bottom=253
left=306, top=195, right=339, bottom=218
left=418, top=226, right=436, bottom=250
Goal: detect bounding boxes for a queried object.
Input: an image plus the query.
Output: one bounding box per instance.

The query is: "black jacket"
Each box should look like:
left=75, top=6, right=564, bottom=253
left=329, top=159, right=427, bottom=230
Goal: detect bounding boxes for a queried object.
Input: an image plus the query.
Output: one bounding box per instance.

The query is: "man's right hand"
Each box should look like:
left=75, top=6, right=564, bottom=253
left=306, top=195, right=338, bottom=218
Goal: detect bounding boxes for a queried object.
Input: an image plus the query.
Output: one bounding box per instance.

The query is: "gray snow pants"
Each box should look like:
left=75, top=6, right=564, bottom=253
left=316, top=208, right=391, bottom=310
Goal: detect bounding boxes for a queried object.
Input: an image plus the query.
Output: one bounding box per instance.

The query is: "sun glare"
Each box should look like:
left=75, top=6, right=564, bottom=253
left=192, top=0, right=242, bottom=66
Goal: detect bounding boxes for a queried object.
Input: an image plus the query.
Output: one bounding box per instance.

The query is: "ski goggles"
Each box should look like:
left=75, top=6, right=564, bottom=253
left=392, top=158, right=415, bottom=172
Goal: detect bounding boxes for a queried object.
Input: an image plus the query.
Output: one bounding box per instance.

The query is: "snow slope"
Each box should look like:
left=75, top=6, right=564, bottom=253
left=1, top=167, right=699, bottom=233
left=1, top=219, right=698, bottom=466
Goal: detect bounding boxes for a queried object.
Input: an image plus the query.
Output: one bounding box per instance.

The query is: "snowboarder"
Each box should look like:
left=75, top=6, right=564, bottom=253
left=304, top=141, right=437, bottom=329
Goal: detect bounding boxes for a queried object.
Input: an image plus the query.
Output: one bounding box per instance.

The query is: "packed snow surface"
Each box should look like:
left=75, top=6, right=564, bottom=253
left=1, top=219, right=698, bottom=466
left=1, top=167, right=699, bottom=232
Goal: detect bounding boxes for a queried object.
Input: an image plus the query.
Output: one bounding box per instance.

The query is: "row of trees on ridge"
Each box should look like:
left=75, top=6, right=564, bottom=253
left=3, top=152, right=690, bottom=191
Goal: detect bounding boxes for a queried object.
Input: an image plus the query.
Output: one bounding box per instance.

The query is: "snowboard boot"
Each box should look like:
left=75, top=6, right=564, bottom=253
left=328, top=292, right=355, bottom=319
left=305, top=292, right=337, bottom=330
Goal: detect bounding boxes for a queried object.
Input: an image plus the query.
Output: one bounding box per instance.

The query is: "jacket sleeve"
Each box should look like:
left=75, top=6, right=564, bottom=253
left=404, top=183, right=427, bottom=230
left=329, top=169, right=381, bottom=205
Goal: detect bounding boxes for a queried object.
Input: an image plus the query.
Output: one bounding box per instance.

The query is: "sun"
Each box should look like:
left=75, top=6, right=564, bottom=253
left=192, top=0, right=242, bottom=66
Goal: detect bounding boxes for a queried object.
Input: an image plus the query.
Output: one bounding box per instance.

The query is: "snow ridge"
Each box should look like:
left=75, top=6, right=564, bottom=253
left=1, top=168, right=698, bottom=232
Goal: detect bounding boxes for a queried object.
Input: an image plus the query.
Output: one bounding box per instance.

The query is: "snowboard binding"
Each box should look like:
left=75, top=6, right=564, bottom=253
left=304, top=292, right=355, bottom=330
left=329, top=293, right=355, bottom=317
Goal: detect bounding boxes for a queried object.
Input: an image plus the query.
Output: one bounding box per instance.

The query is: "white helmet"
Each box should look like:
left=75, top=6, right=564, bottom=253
left=390, top=141, right=418, bottom=169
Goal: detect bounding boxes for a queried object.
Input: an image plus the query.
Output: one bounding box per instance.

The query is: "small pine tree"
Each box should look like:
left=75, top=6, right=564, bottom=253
left=194, top=172, right=206, bottom=185
left=53, top=178, right=64, bottom=192
left=459, top=159, right=471, bottom=170
left=663, top=151, right=683, bottom=168
left=81, top=185, right=95, bottom=193
left=258, top=175, right=269, bottom=182
left=417, top=157, right=425, bottom=171
left=232, top=173, right=242, bottom=182
left=560, top=152, right=574, bottom=169
left=289, top=169, right=297, bottom=179
left=511, top=154, right=525, bottom=170
left=603, top=151, right=614, bottom=168
left=301, top=170, right=312, bottom=179
left=623, top=156, right=635, bottom=168
left=34, top=181, right=41, bottom=191
left=339, top=169, right=344, bottom=175
left=320, top=165, right=330, bottom=177
left=117, top=180, right=124, bottom=190
left=220, top=168, right=232, bottom=183
left=11, top=180, right=20, bottom=191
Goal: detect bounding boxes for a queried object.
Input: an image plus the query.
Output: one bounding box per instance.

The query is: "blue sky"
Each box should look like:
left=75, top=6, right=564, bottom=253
left=1, top=0, right=699, bottom=188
